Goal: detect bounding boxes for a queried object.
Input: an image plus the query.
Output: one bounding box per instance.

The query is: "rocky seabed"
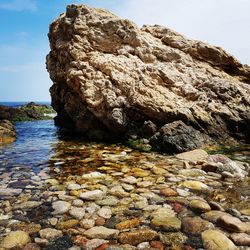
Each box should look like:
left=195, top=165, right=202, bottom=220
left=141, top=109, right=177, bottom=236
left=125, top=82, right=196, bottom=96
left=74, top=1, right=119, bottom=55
left=0, top=144, right=250, bottom=250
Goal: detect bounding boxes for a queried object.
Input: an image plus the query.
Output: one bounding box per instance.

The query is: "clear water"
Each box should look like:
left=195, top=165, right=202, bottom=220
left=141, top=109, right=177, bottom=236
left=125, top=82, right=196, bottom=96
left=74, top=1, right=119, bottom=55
left=0, top=120, right=58, bottom=173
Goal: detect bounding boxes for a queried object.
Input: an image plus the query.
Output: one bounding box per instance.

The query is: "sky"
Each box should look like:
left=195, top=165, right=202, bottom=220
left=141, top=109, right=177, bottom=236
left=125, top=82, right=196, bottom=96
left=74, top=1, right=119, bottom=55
left=0, top=0, right=249, bottom=102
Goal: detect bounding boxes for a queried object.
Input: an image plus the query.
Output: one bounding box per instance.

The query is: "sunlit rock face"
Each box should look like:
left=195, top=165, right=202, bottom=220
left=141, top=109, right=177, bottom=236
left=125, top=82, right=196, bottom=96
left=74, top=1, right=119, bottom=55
left=47, top=4, right=250, bottom=152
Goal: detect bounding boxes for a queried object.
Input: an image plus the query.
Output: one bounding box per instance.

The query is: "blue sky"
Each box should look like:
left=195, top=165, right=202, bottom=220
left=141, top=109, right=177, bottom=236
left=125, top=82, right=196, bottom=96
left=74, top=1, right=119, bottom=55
left=0, top=0, right=249, bottom=102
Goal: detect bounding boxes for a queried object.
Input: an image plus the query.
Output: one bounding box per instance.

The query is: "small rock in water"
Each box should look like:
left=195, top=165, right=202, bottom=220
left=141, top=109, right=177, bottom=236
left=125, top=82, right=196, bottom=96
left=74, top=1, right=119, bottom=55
left=118, top=229, right=158, bottom=245
left=85, top=239, right=108, bottom=249
left=97, top=207, right=112, bottom=219
left=0, top=230, right=31, bottom=249
left=160, top=232, right=187, bottom=246
left=201, top=229, right=237, bottom=250
left=189, top=199, right=211, bottom=213
left=176, top=149, right=208, bottom=163
left=80, top=190, right=105, bottom=200
left=52, top=200, right=71, bottom=215
left=67, top=183, right=81, bottom=190
left=39, top=228, right=63, bottom=240
left=115, top=218, right=140, bottom=230
left=69, top=207, right=85, bottom=220
left=0, top=188, right=22, bottom=196
left=82, top=172, right=106, bottom=179
left=84, top=226, right=119, bottom=239
left=181, top=180, right=209, bottom=191
left=230, top=233, right=250, bottom=246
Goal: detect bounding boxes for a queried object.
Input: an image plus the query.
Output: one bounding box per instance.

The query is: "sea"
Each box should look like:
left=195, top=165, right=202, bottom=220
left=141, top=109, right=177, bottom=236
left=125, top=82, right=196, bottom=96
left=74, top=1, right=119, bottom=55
left=0, top=101, right=51, bottom=107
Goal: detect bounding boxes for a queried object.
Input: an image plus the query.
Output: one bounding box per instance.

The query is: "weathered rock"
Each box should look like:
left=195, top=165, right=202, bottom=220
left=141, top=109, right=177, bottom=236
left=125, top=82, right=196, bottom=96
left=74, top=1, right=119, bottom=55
left=47, top=4, right=250, bottom=152
left=201, top=229, right=237, bottom=250
left=0, top=119, right=16, bottom=143
left=0, top=231, right=31, bottom=249
left=118, top=229, right=158, bottom=245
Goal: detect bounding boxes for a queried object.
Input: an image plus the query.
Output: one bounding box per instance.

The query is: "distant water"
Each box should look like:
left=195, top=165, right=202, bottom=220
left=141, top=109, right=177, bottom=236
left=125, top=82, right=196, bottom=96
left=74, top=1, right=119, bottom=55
left=0, top=101, right=51, bottom=107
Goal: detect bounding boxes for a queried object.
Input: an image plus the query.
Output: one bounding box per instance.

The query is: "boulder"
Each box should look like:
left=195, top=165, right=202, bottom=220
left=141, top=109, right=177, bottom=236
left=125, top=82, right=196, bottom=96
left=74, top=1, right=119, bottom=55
left=47, top=4, right=250, bottom=152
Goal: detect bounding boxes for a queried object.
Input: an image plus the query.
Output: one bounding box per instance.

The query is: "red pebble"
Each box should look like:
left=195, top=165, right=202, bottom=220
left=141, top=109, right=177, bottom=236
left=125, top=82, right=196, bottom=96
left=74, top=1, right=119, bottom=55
left=95, top=217, right=106, bottom=226
left=171, top=202, right=185, bottom=213
left=96, top=243, right=109, bottom=250
left=150, top=241, right=164, bottom=250
left=183, top=245, right=195, bottom=250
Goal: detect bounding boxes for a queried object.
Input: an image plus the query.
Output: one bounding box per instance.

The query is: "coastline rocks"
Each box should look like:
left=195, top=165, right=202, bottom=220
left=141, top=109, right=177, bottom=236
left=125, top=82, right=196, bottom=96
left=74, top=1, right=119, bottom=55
left=47, top=4, right=250, bottom=152
left=0, top=119, right=16, bottom=143
left=0, top=102, right=54, bottom=122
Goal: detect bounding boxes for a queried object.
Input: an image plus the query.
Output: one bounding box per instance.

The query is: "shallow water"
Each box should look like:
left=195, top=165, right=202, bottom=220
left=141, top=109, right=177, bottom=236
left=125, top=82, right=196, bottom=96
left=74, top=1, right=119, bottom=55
left=0, top=120, right=250, bottom=248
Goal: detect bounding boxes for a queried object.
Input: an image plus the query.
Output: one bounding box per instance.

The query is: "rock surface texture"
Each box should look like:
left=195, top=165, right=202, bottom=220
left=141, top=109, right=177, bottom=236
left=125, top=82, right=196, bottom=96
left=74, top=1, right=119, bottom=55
left=47, top=4, right=250, bottom=152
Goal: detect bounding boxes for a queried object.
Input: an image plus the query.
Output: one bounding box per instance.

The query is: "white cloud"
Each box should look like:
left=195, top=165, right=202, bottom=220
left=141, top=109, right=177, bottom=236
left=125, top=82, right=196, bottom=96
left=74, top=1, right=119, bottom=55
left=0, top=0, right=37, bottom=12
left=116, top=0, right=250, bottom=65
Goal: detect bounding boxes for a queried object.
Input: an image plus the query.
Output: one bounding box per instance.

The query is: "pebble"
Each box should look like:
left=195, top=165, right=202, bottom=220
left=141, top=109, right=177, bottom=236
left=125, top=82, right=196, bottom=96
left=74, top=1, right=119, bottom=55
left=84, top=226, right=119, bottom=239
left=230, top=232, right=250, bottom=246
left=80, top=190, right=105, bottom=200
left=201, top=211, right=230, bottom=223
left=181, top=216, right=214, bottom=236
left=96, top=196, right=119, bottom=206
left=97, top=207, right=112, bottom=219
left=67, top=183, right=81, bottom=190
left=160, top=187, right=178, bottom=197
left=217, top=215, right=247, bottom=233
left=118, top=229, right=158, bottom=245
left=0, top=230, right=31, bottom=249
left=57, top=219, right=79, bottom=230
left=0, top=188, right=22, bottom=196
left=39, top=228, right=63, bottom=240
left=137, top=242, right=150, bottom=249
left=82, top=172, right=106, bottom=179
left=201, top=229, right=237, bottom=250
left=181, top=181, right=209, bottom=191
left=69, top=207, right=85, bottom=220
left=176, top=149, right=208, bottom=162
left=189, top=199, right=211, bottom=213
left=85, top=239, right=108, bottom=249
left=115, top=218, right=140, bottom=230
left=52, top=200, right=71, bottom=215
left=72, top=199, right=84, bottom=207
left=80, top=219, right=95, bottom=229
left=121, top=176, right=137, bottom=184
left=160, top=232, right=187, bottom=246
left=14, top=201, right=42, bottom=210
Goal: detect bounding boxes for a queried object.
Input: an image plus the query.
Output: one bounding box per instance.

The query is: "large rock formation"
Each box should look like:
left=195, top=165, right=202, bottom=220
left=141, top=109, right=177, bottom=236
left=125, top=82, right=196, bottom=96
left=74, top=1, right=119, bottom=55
left=47, top=4, right=250, bottom=152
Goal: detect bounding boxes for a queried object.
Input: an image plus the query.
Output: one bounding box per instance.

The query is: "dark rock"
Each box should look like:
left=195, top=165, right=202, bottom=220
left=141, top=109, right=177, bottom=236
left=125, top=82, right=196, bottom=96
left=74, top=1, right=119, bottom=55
left=150, top=121, right=209, bottom=153
left=44, top=236, right=73, bottom=250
